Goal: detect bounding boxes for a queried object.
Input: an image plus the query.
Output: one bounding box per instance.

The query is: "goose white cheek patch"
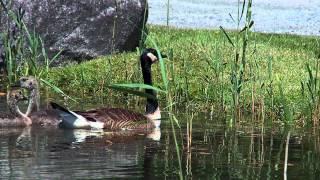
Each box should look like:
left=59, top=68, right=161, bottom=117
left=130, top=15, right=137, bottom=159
left=147, top=53, right=158, bottom=62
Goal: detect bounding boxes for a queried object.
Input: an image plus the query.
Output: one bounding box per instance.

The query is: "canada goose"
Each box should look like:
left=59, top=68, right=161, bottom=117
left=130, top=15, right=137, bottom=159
left=14, top=76, right=40, bottom=115
left=27, top=105, right=61, bottom=127
left=16, top=48, right=165, bottom=130
left=0, top=89, right=32, bottom=127
left=12, top=76, right=63, bottom=127
left=50, top=48, right=165, bottom=130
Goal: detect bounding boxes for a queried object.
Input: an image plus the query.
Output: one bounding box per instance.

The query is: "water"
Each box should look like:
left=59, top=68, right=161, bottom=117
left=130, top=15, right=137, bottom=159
left=1, top=109, right=320, bottom=179
left=0, top=96, right=6, bottom=112
left=148, top=0, right=320, bottom=36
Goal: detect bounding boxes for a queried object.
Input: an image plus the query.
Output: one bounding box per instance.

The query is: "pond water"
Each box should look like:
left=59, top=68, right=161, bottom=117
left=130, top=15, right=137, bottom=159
left=0, top=104, right=320, bottom=179
left=148, top=0, right=320, bottom=36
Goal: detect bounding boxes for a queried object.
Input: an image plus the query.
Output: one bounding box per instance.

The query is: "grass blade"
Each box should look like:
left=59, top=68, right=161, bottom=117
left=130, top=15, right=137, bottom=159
left=219, top=26, right=235, bottom=47
left=40, top=78, right=76, bottom=102
left=106, top=85, right=157, bottom=100
left=240, top=0, right=246, bottom=21
left=111, top=83, right=166, bottom=93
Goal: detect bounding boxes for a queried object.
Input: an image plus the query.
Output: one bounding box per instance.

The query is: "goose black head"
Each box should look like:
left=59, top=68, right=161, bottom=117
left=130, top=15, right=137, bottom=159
left=141, top=48, right=167, bottom=64
left=12, top=76, right=39, bottom=90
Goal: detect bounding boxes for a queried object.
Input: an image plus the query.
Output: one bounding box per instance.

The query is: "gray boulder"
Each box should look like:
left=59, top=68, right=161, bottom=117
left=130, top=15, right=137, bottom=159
left=0, top=0, right=148, bottom=65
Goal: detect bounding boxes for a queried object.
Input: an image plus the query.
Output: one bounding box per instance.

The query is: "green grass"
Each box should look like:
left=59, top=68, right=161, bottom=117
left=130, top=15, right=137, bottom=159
left=48, top=25, right=319, bottom=121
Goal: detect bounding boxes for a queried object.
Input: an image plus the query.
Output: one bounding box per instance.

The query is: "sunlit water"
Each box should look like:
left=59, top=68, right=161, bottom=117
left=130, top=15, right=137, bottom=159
left=148, top=0, right=320, bottom=36
left=0, top=97, right=320, bottom=179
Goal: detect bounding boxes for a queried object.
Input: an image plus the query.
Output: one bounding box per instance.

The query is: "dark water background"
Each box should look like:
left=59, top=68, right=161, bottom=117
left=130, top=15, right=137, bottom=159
left=148, top=0, right=320, bottom=36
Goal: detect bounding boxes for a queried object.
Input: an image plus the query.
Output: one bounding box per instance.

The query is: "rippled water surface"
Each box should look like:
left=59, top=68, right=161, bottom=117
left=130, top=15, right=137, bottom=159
left=148, top=0, right=320, bottom=35
left=1, top=101, right=320, bottom=179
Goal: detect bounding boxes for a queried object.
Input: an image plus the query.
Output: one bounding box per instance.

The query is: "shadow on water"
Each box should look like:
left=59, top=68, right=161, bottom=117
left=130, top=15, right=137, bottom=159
left=1, top=107, right=320, bottom=178
left=0, top=126, right=162, bottom=179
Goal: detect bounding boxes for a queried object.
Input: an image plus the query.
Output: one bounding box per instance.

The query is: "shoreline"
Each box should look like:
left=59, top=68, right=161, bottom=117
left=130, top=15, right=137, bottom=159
left=147, top=24, right=320, bottom=37
left=0, top=25, right=318, bottom=123
left=45, top=25, right=318, bottom=122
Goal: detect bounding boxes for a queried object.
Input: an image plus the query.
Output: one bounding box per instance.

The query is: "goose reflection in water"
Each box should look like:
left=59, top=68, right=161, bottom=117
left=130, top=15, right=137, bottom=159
left=1, top=125, right=161, bottom=179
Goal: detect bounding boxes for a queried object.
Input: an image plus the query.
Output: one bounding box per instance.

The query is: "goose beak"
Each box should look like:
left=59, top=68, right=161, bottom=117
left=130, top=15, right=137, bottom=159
left=22, top=95, right=28, bottom=101
left=160, top=53, right=167, bottom=59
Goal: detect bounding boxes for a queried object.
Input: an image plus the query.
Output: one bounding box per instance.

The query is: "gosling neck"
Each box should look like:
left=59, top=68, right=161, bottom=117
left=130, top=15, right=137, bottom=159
left=26, top=84, right=40, bottom=116
left=8, top=99, right=32, bottom=126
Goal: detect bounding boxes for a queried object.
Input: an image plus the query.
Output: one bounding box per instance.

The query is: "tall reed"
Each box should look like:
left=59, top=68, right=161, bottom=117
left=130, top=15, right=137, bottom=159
left=166, top=0, right=170, bottom=27
left=1, top=4, right=25, bottom=84
left=301, top=43, right=320, bottom=125
left=0, top=1, right=70, bottom=100
left=220, top=0, right=254, bottom=123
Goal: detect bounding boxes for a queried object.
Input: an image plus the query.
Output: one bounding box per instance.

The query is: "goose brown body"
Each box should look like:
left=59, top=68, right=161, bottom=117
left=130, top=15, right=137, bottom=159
left=0, top=114, right=31, bottom=127
left=76, top=107, right=154, bottom=130
left=28, top=110, right=60, bottom=127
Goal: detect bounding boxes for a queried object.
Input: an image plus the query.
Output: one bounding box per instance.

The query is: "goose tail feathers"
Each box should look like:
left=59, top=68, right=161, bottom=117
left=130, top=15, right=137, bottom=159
left=50, top=102, right=92, bottom=129
left=50, top=102, right=71, bottom=114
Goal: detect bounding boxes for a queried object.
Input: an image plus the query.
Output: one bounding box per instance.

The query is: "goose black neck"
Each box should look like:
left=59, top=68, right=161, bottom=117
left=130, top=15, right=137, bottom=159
left=141, top=54, right=158, bottom=114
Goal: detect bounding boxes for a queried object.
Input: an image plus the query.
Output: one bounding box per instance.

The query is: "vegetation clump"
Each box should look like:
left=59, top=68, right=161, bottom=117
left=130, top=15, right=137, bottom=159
left=45, top=25, right=319, bottom=124
left=1, top=0, right=319, bottom=126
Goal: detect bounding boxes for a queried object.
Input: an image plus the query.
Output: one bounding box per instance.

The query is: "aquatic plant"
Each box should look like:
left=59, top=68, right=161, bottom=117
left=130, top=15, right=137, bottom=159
left=301, top=40, right=320, bottom=125
left=219, top=0, right=254, bottom=123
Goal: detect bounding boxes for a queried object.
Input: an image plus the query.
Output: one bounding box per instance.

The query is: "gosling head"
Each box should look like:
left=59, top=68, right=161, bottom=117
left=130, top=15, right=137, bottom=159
left=7, top=89, right=32, bottom=125
left=141, top=48, right=167, bottom=64
left=7, top=89, right=28, bottom=106
left=13, top=76, right=39, bottom=90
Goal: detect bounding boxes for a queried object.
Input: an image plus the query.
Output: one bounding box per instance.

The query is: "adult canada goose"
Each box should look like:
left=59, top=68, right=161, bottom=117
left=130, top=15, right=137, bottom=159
left=51, top=48, right=165, bottom=130
left=0, top=89, right=32, bottom=127
left=16, top=48, right=165, bottom=130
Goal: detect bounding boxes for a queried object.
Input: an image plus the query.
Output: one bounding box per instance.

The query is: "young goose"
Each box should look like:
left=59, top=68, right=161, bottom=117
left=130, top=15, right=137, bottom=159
left=13, top=76, right=62, bottom=127
left=14, top=76, right=40, bottom=115
left=0, top=89, right=32, bottom=127
left=13, top=76, right=100, bottom=128
left=17, top=48, right=165, bottom=130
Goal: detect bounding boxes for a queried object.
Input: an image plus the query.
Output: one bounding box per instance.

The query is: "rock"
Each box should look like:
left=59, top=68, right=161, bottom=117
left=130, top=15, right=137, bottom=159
left=0, top=0, right=148, bottom=65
